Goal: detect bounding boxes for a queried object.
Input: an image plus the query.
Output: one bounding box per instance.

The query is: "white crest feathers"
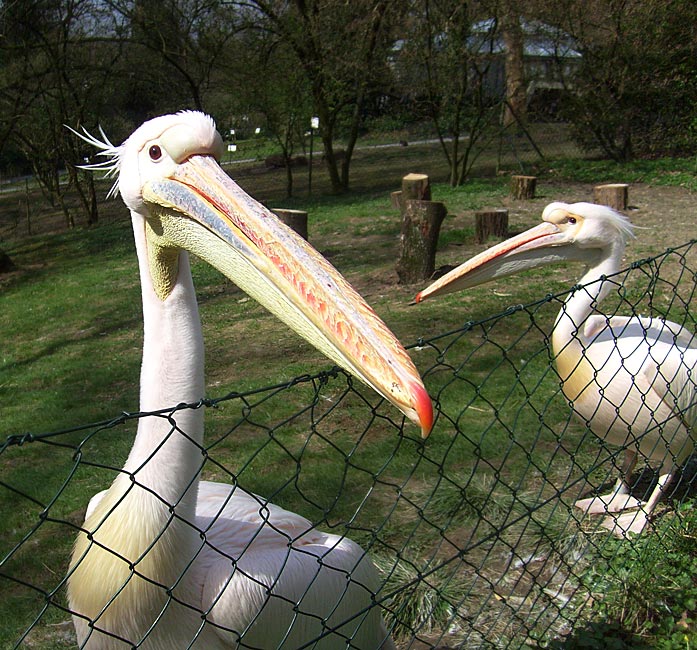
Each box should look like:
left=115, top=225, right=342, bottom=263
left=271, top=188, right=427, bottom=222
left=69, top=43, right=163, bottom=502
left=66, top=123, right=122, bottom=199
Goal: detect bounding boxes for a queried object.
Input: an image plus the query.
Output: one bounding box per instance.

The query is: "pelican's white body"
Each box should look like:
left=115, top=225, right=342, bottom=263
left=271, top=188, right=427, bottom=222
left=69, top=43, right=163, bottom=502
left=70, top=220, right=391, bottom=649
left=554, top=310, right=697, bottom=467
left=548, top=219, right=697, bottom=468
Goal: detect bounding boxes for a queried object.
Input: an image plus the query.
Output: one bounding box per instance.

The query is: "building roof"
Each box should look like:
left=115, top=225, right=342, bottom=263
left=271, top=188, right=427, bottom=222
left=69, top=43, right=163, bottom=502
left=469, top=18, right=581, bottom=59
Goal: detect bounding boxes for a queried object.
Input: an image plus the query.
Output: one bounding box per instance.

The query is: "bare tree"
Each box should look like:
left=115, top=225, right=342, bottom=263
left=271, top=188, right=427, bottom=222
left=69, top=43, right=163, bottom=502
left=396, top=0, right=501, bottom=186
left=235, top=0, right=402, bottom=193
left=105, top=0, right=241, bottom=115
left=0, top=0, right=121, bottom=226
left=222, top=27, right=313, bottom=197
left=537, top=0, right=697, bottom=160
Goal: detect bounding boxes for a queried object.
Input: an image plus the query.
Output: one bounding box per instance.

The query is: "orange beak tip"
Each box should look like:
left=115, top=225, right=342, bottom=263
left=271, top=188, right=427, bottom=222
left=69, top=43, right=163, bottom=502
left=411, top=381, right=434, bottom=438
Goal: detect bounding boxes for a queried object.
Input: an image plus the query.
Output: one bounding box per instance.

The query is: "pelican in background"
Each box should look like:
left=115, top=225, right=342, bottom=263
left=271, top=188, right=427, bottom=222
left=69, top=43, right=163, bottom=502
left=67, top=111, right=433, bottom=649
left=415, top=201, right=697, bottom=536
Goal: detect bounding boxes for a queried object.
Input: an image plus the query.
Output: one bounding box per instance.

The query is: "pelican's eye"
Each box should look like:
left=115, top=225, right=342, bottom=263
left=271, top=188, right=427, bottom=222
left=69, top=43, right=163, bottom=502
left=567, top=216, right=577, bottom=225
left=149, top=145, right=163, bottom=161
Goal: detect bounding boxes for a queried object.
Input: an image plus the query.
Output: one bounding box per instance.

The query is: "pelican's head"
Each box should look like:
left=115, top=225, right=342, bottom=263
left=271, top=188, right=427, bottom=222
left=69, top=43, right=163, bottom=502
left=540, top=202, right=635, bottom=250
left=116, top=112, right=225, bottom=215
left=415, top=201, right=634, bottom=303
left=75, top=111, right=432, bottom=436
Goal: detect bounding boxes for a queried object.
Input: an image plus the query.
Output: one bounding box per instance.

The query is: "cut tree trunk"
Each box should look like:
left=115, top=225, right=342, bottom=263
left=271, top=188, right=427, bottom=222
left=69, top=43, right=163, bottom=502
left=511, top=175, right=537, bottom=199
left=475, top=209, right=509, bottom=244
left=273, top=209, right=308, bottom=240
left=390, top=191, right=403, bottom=210
left=396, top=199, right=447, bottom=284
left=593, top=184, right=629, bottom=211
left=0, top=249, right=15, bottom=273
left=391, top=173, right=431, bottom=212
left=402, top=173, right=431, bottom=201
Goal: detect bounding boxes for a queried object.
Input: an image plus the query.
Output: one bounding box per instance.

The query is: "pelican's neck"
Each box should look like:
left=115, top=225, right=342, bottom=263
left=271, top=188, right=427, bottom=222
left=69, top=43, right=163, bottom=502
left=552, top=239, right=625, bottom=388
left=68, top=214, right=206, bottom=631
left=124, top=213, right=206, bottom=508
left=555, top=243, right=623, bottom=333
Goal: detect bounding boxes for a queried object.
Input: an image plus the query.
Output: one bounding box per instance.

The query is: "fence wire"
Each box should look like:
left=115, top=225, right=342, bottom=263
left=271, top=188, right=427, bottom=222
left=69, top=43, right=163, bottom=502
left=2, top=241, right=696, bottom=649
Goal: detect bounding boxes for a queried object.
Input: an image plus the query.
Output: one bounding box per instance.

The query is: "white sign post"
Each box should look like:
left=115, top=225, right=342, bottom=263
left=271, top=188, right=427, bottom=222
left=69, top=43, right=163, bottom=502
left=309, top=117, right=319, bottom=195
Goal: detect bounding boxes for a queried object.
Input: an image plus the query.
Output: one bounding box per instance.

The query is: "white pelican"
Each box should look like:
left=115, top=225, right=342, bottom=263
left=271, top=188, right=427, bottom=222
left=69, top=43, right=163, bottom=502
left=415, top=201, right=697, bottom=536
left=67, top=111, right=433, bottom=649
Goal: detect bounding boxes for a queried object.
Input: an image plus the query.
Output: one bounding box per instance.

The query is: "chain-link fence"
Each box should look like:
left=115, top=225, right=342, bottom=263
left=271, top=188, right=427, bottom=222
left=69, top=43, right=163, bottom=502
left=493, top=121, right=585, bottom=174
left=2, top=240, right=696, bottom=649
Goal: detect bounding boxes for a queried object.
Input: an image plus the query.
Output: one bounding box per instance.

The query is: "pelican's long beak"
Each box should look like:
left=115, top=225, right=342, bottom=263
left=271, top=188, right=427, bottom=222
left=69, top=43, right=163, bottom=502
left=415, top=221, right=578, bottom=303
left=142, top=154, right=433, bottom=437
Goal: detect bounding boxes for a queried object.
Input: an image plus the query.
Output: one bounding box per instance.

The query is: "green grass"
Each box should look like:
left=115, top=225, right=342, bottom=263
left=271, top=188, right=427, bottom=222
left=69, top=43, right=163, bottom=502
left=542, top=156, right=697, bottom=191
left=1, top=144, right=696, bottom=648
left=557, top=507, right=697, bottom=650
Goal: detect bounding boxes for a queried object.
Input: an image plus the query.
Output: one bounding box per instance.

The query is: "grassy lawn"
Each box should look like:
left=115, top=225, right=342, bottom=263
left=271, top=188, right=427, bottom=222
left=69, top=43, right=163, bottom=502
left=1, top=138, right=696, bottom=648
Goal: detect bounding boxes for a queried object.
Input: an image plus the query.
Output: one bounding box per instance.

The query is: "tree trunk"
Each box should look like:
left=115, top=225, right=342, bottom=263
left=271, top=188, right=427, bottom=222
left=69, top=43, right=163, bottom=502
left=475, top=209, right=509, bottom=244
left=70, top=165, right=99, bottom=225
left=318, top=116, right=345, bottom=193
left=396, top=199, right=447, bottom=284
left=511, top=175, right=537, bottom=199
left=391, top=173, right=432, bottom=213
left=501, top=11, right=526, bottom=128
left=0, top=249, right=15, bottom=273
left=593, top=183, right=629, bottom=211
left=390, top=191, right=403, bottom=210
left=401, top=173, right=431, bottom=201
left=285, top=159, right=294, bottom=199
left=24, top=178, right=31, bottom=235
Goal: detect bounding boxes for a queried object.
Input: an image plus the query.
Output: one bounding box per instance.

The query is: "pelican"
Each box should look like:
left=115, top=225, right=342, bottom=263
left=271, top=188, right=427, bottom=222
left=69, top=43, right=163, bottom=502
left=415, top=201, right=697, bottom=536
left=67, top=111, right=433, bottom=649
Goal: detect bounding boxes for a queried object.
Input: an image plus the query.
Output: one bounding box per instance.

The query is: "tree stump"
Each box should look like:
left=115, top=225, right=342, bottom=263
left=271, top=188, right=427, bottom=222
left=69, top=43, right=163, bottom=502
left=511, top=175, right=537, bottom=199
left=475, top=209, right=509, bottom=244
left=0, top=249, right=15, bottom=273
left=396, top=199, right=447, bottom=284
left=401, top=172, right=431, bottom=201
left=390, top=190, right=403, bottom=210
left=593, top=183, right=629, bottom=211
left=273, top=209, right=308, bottom=240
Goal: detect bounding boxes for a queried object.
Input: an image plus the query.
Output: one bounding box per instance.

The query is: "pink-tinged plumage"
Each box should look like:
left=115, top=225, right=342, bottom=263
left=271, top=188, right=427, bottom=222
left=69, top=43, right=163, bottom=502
left=416, top=201, right=697, bottom=537
left=66, top=111, right=431, bottom=648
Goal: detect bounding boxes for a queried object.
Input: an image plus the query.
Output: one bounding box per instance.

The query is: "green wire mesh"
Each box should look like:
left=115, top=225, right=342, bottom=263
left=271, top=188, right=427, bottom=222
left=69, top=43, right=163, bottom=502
left=2, top=241, right=696, bottom=649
